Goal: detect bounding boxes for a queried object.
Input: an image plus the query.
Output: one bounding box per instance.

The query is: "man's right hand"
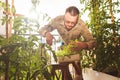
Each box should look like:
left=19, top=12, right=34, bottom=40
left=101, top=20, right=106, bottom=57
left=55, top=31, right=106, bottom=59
left=45, top=32, right=54, bottom=45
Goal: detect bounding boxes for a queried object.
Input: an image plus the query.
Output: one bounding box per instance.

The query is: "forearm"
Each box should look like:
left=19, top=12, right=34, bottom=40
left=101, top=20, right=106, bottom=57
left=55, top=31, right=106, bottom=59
left=39, top=25, right=54, bottom=37
left=70, top=41, right=88, bottom=51
left=77, top=42, right=88, bottom=50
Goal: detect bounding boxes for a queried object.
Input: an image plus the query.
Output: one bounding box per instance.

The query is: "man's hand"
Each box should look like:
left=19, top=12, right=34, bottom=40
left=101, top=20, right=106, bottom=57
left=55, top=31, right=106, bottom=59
left=70, top=41, right=88, bottom=51
left=45, top=32, right=54, bottom=45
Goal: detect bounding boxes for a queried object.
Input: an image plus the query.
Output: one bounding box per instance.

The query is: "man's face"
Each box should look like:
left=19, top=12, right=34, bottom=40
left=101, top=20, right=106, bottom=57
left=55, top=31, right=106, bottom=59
left=64, top=12, right=78, bottom=31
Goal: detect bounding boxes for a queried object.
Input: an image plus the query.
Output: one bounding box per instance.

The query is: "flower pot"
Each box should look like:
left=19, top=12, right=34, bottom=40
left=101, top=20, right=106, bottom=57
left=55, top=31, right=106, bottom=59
left=82, top=68, right=120, bottom=80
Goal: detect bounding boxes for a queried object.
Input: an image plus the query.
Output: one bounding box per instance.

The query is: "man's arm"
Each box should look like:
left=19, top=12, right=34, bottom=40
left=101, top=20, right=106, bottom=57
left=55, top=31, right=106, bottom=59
left=39, top=24, right=55, bottom=45
left=70, top=19, right=96, bottom=51
left=81, top=25, right=96, bottom=49
left=39, top=16, right=63, bottom=45
left=39, top=25, right=54, bottom=37
left=39, top=16, right=60, bottom=36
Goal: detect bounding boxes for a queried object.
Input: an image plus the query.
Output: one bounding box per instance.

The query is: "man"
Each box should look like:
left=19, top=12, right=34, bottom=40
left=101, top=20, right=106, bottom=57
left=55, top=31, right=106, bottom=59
left=39, top=6, right=96, bottom=80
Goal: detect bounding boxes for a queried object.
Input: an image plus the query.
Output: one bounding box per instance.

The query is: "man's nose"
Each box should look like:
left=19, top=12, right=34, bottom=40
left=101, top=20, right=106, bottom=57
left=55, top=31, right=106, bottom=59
left=68, top=22, right=73, bottom=26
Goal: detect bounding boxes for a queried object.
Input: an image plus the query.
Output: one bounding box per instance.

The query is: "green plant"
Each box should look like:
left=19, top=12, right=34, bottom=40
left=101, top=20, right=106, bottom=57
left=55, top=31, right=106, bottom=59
left=79, top=0, right=120, bottom=77
left=0, top=16, right=53, bottom=80
left=56, top=40, right=82, bottom=57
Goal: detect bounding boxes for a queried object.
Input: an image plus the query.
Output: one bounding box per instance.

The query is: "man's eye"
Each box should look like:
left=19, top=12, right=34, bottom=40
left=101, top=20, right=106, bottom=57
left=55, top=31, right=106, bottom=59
left=66, top=21, right=70, bottom=23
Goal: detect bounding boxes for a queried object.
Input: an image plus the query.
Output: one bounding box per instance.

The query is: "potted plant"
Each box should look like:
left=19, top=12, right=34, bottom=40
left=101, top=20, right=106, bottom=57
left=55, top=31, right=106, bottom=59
left=79, top=0, right=120, bottom=79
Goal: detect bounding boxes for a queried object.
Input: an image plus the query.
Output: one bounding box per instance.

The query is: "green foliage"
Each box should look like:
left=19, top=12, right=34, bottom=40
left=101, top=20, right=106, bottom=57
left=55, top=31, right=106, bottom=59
left=92, top=22, right=120, bottom=76
left=0, top=1, right=6, bottom=10
left=0, top=16, right=52, bottom=80
left=80, top=0, right=120, bottom=77
left=31, top=0, right=40, bottom=7
left=0, top=1, right=11, bottom=25
left=56, top=46, right=72, bottom=57
left=56, top=41, right=81, bottom=57
left=45, top=44, right=57, bottom=62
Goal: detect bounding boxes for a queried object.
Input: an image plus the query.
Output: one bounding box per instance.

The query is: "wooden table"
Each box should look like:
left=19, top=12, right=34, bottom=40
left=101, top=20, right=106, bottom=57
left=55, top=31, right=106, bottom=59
left=51, top=62, right=73, bottom=80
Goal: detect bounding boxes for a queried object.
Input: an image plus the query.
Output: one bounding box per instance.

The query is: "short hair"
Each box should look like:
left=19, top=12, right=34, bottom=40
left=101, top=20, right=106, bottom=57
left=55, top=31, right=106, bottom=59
left=65, top=6, right=79, bottom=16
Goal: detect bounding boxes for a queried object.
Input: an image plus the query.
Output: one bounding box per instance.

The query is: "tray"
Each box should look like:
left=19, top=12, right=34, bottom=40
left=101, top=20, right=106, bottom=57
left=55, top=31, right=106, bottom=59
left=58, top=54, right=80, bottom=63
